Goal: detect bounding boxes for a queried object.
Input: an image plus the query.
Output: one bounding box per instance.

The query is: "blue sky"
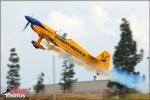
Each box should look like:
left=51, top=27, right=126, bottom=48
left=1, top=1, right=149, bottom=91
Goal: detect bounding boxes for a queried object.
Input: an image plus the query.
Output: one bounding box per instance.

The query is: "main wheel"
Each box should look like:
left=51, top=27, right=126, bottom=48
left=31, top=41, right=39, bottom=49
left=96, top=73, right=99, bottom=75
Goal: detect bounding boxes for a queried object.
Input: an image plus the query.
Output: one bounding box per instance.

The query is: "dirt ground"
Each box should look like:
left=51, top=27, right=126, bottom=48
left=0, top=92, right=149, bottom=100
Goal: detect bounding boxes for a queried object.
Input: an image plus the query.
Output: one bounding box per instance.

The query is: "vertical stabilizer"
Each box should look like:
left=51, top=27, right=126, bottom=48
left=96, top=51, right=111, bottom=70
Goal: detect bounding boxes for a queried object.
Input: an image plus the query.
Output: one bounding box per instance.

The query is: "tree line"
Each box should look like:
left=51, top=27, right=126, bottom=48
left=6, top=48, right=77, bottom=94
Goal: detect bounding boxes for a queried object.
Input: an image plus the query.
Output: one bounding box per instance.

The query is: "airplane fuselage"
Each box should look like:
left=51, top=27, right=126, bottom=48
left=32, top=24, right=108, bottom=71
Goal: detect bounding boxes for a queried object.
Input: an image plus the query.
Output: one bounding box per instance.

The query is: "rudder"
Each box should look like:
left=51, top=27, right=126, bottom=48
left=96, top=51, right=111, bottom=70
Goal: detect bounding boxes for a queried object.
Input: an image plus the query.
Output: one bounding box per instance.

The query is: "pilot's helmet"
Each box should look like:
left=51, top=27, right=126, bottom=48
left=62, top=33, right=67, bottom=38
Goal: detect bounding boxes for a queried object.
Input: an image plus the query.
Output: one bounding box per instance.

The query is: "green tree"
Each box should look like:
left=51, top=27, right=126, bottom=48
left=59, top=60, right=77, bottom=93
left=107, top=18, right=143, bottom=95
left=34, top=72, right=45, bottom=94
left=6, top=48, right=21, bottom=90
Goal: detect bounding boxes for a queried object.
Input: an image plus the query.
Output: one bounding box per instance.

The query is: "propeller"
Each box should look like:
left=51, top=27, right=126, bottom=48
left=23, top=21, right=30, bottom=31
left=23, top=13, right=34, bottom=31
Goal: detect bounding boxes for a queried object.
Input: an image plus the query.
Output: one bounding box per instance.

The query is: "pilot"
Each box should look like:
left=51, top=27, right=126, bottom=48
left=62, top=33, right=67, bottom=39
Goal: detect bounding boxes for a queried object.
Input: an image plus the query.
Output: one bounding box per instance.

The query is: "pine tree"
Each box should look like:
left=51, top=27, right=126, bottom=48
left=6, top=48, right=21, bottom=90
left=59, top=60, right=77, bottom=93
left=107, top=18, right=143, bottom=95
left=34, top=72, right=45, bottom=94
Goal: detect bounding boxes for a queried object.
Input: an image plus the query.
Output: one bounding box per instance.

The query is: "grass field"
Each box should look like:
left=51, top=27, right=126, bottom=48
left=0, top=92, right=149, bottom=100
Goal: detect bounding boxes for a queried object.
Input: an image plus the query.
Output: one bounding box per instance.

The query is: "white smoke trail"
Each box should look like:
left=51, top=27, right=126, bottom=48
left=41, top=39, right=97, bottom=72
left=41, top=39, right=66, bottom=59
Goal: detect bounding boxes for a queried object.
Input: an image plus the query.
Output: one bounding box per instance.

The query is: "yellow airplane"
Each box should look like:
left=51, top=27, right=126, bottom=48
left=24, top=16, right=111, bottom=75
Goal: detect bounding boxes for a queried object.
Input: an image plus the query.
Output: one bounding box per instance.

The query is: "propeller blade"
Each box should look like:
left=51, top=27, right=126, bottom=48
left=23, top=21, right=29, bottom=31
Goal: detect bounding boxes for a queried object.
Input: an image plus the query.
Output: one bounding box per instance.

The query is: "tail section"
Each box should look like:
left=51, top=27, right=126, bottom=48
left=96, top=51, right=111, bottom=70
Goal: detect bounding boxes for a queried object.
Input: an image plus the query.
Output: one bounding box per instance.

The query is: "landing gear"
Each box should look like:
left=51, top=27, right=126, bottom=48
left=31, top=41, right=39, bottom=49
left=96, top=73, right=99, bottom=75
left=96, top=71, right=100, bottom=75
left=31, top=40, right=45, bottom=50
